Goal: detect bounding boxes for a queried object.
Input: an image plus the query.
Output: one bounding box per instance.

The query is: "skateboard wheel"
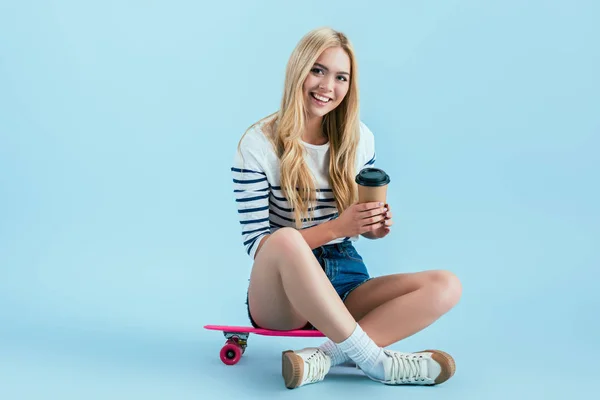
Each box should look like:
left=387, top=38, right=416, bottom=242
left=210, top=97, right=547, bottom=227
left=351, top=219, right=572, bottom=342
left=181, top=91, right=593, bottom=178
left=220, top=343, right=242, bottom=365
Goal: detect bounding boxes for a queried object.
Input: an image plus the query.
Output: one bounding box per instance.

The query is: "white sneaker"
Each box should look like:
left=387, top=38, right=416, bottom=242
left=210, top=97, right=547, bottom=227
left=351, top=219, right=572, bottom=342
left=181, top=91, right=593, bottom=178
left=365, top=349, right=456, bottom=385
left=281, top=348, right=332, bottom=389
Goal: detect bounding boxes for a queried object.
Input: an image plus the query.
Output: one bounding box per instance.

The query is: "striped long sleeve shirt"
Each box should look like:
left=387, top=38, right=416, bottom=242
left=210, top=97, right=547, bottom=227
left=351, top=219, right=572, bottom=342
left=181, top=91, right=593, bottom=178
left=231, top=120, right=377, bottom=259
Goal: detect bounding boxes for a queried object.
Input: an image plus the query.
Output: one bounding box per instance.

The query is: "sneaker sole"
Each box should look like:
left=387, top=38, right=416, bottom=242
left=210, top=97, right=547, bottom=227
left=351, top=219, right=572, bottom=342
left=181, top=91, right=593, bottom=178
left=281, top=350, right=303, bottom=389
left=422, top=349, right=456, bottom=384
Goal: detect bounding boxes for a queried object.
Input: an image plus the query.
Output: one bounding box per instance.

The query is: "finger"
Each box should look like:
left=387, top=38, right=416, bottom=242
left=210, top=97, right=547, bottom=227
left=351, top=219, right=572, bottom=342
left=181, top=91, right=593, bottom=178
left=358, top=202, right=385, bottom=211
left=360, top=220, right=386, bottom=234
left=363, top=214, right=386, bottom=225
left=361, top=206, right=387, bottom=218
left=369, top=220, right=387, bottom=231
left=385, top=219, right=393, bottom=227
left=363, top=216, right=385, bottom=230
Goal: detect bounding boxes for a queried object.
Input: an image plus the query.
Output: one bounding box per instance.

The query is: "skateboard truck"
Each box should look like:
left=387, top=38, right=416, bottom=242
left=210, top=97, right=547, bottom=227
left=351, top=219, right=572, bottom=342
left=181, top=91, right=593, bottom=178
left=224, top=332, right=248, bottom=351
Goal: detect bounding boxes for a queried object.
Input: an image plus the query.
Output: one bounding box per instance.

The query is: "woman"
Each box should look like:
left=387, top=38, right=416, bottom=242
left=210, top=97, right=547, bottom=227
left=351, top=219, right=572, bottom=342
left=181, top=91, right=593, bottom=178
left=231, top=27, right=462, bottom=389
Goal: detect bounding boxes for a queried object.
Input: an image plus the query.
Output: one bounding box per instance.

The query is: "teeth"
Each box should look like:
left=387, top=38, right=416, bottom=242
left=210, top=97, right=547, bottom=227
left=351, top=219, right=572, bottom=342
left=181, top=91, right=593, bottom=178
left=312, top=93, right=330, bottom=102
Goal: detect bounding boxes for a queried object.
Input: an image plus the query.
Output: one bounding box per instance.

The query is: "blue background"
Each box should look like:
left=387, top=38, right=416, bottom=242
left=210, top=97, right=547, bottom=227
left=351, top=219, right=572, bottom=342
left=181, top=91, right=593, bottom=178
left=1, top=0, right=598, bottom=398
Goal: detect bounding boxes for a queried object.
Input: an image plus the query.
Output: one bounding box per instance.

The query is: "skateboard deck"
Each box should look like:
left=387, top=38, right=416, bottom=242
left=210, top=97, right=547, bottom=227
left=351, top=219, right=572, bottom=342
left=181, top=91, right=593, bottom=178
left=204, top=324, right=324, bottom=365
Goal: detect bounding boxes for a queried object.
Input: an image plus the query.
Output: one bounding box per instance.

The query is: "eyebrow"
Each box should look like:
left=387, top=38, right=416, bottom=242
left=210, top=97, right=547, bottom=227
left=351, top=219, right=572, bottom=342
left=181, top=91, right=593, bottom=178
left=314, top=62, right=350, bottom=76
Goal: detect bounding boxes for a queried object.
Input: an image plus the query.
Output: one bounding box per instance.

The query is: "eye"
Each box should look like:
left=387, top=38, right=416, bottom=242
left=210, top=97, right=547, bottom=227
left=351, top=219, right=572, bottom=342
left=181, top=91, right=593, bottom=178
left=311, top=67, right=324, bottom=75
left=337, top=75, right=348, bottom=82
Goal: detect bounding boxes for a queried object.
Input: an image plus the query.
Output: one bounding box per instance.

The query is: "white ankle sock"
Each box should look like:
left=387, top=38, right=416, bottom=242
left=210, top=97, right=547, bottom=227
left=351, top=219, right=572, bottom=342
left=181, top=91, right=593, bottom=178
left=318, top=340, right=350, bottom=367
left=335, top=323, right=387, bottom=380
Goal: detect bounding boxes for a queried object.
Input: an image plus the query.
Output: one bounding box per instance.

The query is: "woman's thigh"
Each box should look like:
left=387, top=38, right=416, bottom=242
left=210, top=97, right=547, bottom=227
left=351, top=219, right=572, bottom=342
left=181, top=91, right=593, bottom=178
left=343, top=270, right=454, bottom=320
left=247, top=228, right=310, bottom=330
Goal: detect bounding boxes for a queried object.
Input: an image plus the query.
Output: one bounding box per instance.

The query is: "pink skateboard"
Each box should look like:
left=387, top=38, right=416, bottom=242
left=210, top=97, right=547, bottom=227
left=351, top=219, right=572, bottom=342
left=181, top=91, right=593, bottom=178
left=204, top=324, right=324, bottom=365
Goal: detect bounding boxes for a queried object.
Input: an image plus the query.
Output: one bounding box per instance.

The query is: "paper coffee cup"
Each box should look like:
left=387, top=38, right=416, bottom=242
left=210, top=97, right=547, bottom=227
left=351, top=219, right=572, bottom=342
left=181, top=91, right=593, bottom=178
left=355, top=168, right=390, bottom=204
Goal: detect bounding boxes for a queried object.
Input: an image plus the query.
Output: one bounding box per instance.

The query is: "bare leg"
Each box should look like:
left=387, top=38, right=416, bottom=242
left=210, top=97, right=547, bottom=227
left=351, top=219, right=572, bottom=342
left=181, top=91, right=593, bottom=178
left=250, top=237, right=459, bottom=388
left=343, top=270, right=462, bottom=346
left=248, top=227, right=356, bottom=343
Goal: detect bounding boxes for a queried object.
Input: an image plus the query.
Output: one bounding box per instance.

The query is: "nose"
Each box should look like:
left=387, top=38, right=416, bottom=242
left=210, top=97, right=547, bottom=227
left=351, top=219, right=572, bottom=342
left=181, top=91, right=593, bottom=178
left=319, top=76, right=335, bottom=92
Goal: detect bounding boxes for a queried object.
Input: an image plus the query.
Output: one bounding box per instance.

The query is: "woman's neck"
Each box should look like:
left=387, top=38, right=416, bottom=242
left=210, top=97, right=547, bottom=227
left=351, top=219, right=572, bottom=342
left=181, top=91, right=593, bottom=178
left=302, top=116, right=328, bottom=145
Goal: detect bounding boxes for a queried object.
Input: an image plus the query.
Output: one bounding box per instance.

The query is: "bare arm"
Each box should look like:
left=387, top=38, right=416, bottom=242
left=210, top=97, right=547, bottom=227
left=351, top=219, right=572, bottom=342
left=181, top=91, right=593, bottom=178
left=253, top=202, right=387, bottom=258
left=299, top=220, right=339, bottom=249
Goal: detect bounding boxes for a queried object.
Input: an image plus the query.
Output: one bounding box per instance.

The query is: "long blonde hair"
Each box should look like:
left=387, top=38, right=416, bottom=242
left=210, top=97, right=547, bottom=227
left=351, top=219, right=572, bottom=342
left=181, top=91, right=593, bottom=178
left=241, top=27, right=360, bottom=228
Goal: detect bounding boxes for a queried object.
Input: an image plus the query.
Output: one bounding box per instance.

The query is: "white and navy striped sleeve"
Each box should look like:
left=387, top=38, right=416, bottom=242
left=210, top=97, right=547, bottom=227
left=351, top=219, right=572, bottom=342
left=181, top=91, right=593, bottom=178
left=359, top=121, right=377, bottom=169
left=232, top=134, right=271, bottom=259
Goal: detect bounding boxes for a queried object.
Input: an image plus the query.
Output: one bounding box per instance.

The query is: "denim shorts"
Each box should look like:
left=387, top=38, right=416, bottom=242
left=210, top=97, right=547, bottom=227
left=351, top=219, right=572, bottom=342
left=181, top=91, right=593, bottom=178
left=246, top=241, right=372, bottom=329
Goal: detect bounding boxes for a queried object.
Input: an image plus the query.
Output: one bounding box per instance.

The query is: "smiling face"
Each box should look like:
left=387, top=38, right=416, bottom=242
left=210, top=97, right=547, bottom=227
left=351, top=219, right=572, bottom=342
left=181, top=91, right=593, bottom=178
left=302, top=46, right=351, bottom=120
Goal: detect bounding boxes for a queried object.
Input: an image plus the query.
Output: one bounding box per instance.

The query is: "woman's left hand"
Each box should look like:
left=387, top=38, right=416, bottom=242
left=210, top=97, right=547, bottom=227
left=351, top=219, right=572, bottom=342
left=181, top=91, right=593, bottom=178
left=367, top=203, right=393, bottom=239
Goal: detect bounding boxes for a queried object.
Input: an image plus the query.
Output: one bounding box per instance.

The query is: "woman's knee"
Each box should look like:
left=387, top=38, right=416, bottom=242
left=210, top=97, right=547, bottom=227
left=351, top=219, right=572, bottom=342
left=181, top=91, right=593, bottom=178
left=265, top=227, right=306, bottom=254
left=427, top=270, right=462, bottom=314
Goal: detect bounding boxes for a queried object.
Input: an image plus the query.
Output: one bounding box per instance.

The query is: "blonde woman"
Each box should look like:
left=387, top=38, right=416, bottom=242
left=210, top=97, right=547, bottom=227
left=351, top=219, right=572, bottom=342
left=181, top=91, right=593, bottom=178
left=231, top=27, right=462, bottom=389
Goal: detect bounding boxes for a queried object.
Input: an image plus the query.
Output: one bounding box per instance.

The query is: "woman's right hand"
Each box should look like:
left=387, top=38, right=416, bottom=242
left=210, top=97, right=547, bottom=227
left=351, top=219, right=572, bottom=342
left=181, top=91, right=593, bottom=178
left=331, top=202, right=387, bottom=238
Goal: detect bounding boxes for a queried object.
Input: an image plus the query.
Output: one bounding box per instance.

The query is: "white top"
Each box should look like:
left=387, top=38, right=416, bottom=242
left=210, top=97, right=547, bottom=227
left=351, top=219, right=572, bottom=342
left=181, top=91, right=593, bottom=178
left=231, top=119, right=377, bottom=259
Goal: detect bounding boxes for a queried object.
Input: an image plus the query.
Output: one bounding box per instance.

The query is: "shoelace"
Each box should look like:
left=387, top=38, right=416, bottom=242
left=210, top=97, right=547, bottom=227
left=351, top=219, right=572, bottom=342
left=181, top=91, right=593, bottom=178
left=385, top=350, right=428, bottom=384
left=304, top=350, right=330, bottom=384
